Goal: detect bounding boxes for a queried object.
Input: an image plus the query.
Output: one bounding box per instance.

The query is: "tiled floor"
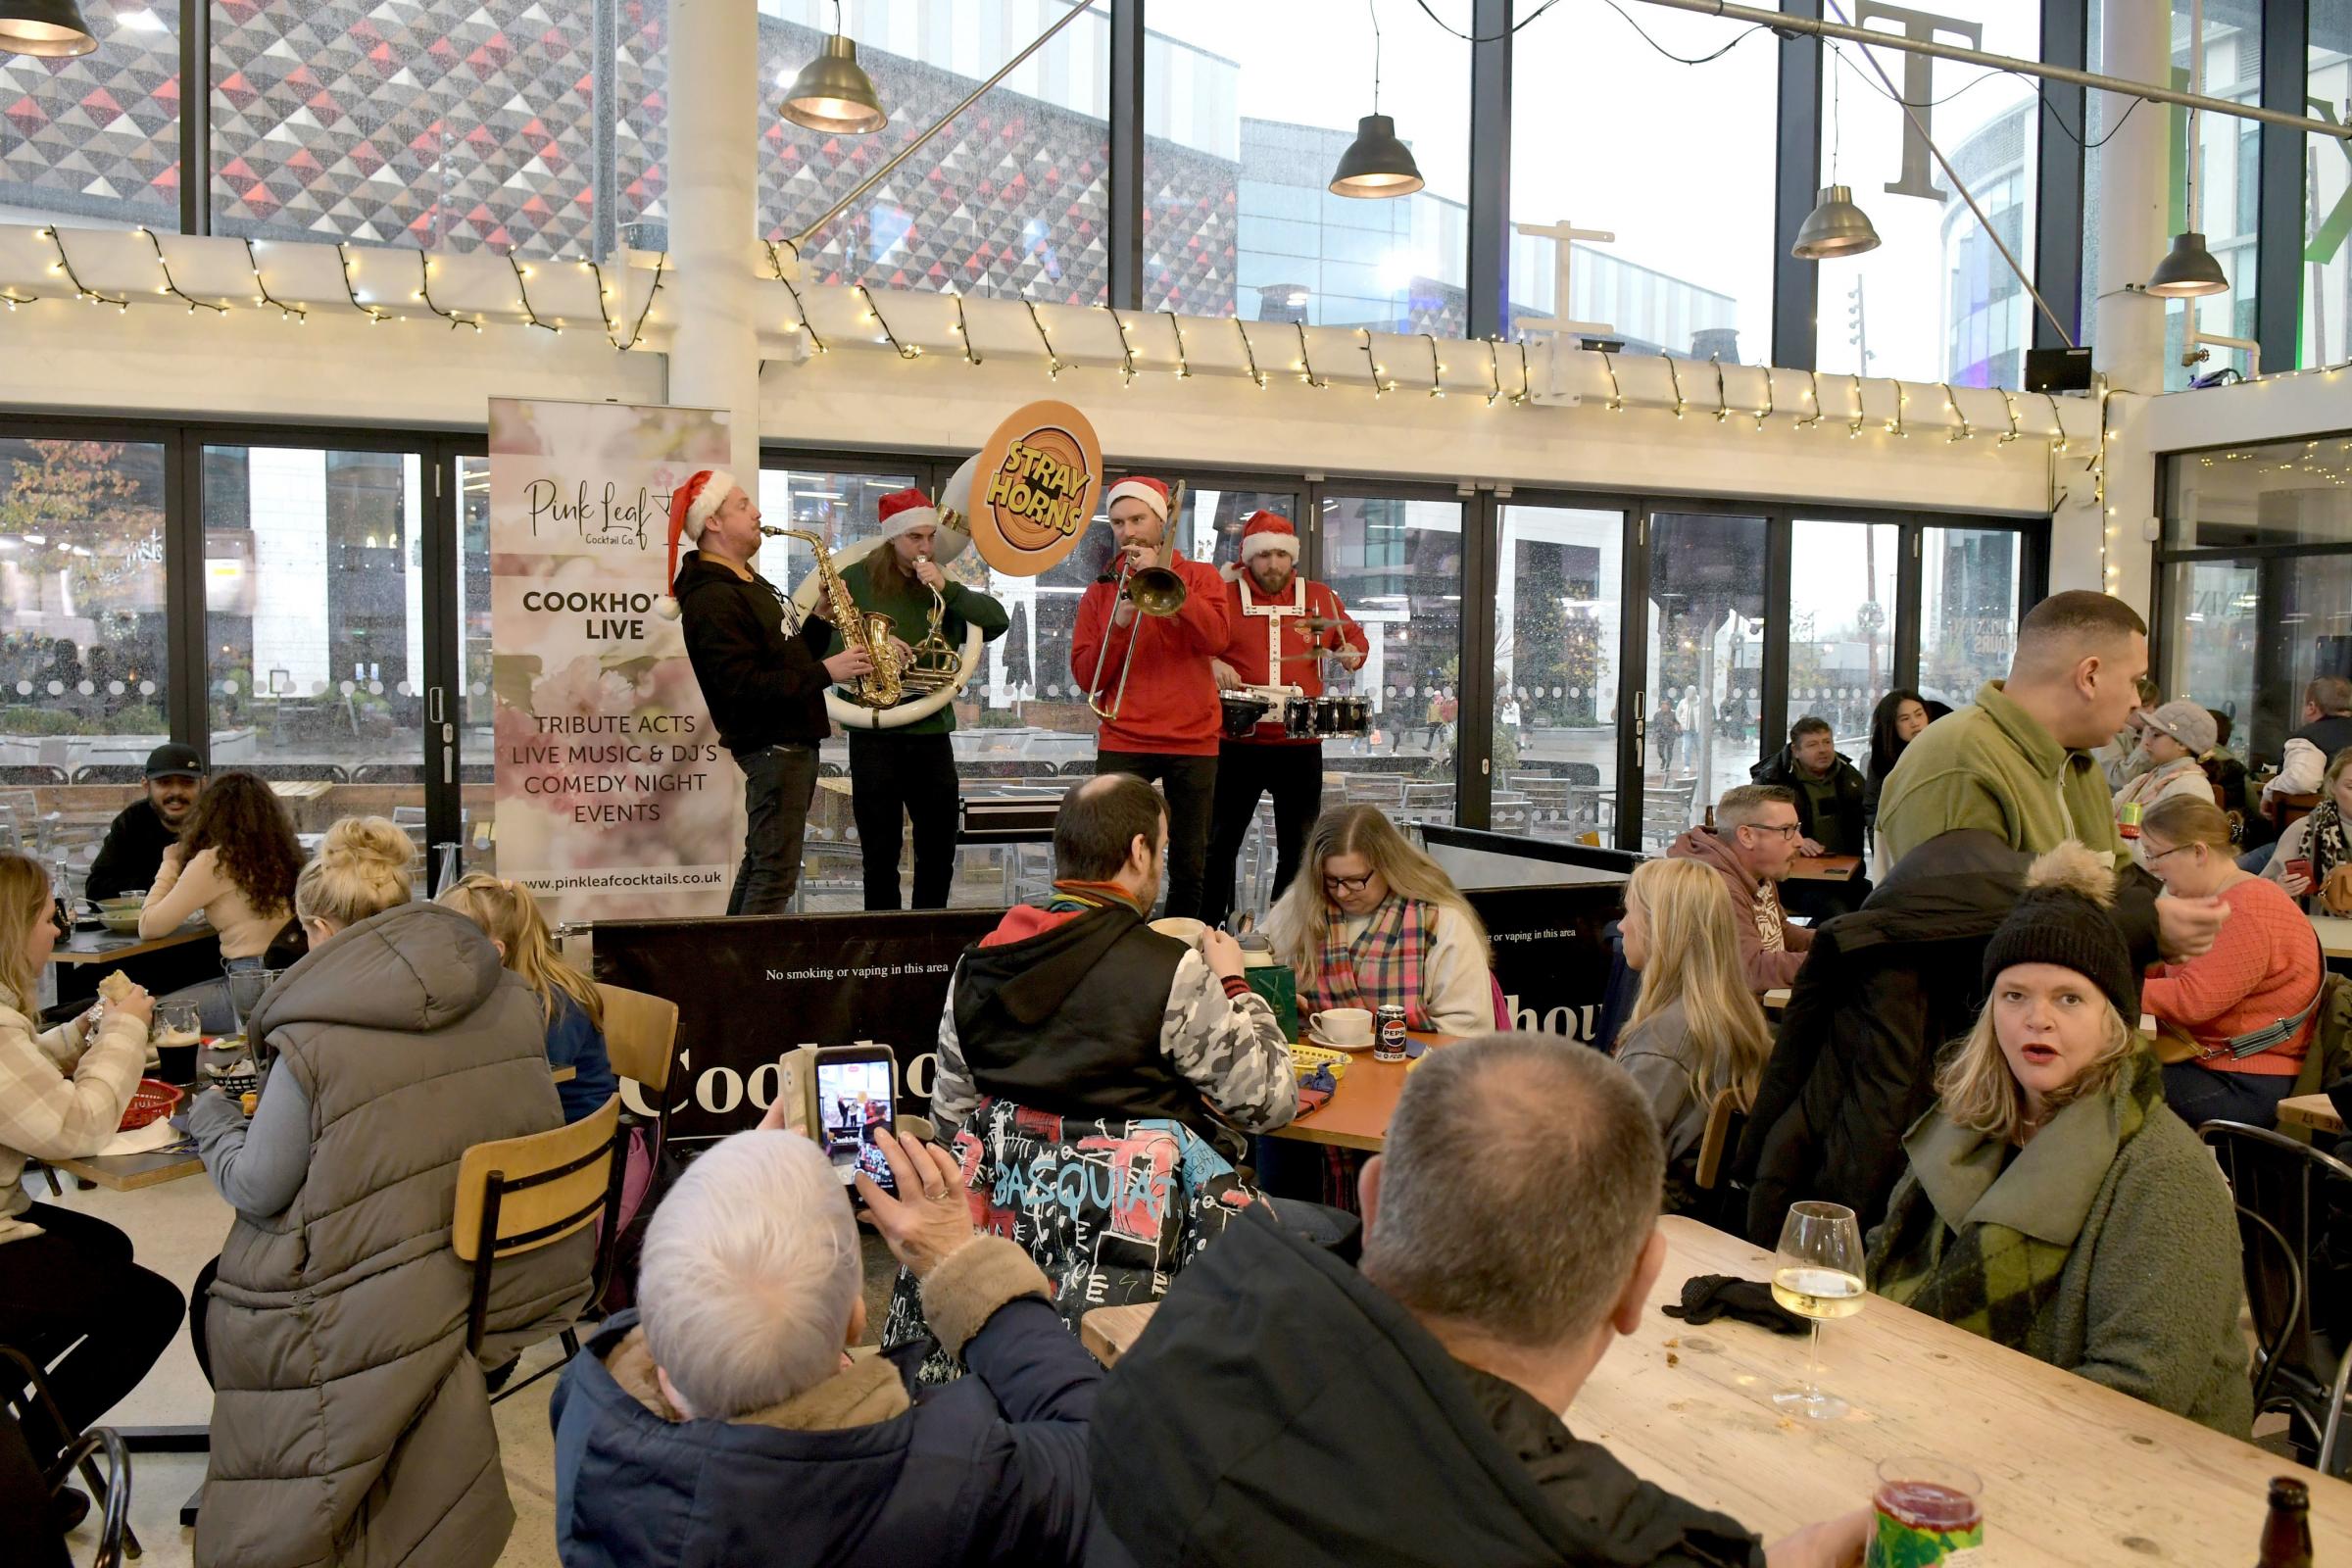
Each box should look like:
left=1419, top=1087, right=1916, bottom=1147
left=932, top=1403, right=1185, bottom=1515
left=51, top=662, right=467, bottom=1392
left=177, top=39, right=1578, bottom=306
left=36, top=1164, right=906, bottom=1566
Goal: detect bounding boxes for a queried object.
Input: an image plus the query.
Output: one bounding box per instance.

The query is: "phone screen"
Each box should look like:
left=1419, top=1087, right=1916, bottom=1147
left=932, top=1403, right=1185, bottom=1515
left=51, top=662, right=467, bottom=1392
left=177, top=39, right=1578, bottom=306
left=814, top=1055, right=898, bottom=1200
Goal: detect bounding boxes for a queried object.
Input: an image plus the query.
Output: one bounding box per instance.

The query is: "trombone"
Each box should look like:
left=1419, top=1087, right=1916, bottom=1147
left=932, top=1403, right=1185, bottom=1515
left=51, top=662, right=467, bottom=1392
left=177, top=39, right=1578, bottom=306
left=1086, top=479, right=1189, bottom=722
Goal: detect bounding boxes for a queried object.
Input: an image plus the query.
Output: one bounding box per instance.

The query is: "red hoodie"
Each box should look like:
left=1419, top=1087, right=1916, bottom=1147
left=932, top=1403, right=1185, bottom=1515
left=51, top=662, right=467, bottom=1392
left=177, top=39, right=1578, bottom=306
left=1070, top=552, right=1232, bottom=756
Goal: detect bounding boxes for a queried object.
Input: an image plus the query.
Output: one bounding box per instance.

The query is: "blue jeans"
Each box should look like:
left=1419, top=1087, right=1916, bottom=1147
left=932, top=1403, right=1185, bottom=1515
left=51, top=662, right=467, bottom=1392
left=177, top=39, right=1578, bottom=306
left=2161, top=1059, right=2296, bottom=1131
left=2237, top=844, right=2277, bottom=875
left=726, top=742, right=818, bottom=917
left=221, top=955, right=266, bottom=974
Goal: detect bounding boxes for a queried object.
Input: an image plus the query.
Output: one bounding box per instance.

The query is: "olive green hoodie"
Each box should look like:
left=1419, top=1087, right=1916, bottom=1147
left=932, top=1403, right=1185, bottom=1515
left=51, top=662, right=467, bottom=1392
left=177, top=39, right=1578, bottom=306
left=1874, top=680, right=2125, bottom=873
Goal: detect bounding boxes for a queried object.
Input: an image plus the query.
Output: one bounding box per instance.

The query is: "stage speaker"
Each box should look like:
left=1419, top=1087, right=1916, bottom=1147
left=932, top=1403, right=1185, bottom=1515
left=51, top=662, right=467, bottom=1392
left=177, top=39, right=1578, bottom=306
left=2025, top=346, right=2094, bottom=394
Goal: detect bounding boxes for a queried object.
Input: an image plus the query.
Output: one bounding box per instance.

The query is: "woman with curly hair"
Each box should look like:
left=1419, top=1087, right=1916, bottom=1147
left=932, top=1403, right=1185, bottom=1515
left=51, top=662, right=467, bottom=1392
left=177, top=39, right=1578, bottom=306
left=138, top=767, right=303, bottom=970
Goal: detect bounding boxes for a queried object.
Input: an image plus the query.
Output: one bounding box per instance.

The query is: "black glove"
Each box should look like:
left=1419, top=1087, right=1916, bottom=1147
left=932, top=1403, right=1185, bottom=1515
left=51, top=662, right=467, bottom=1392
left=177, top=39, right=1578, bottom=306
left=1660, top=1273, right=1809, bottom=1336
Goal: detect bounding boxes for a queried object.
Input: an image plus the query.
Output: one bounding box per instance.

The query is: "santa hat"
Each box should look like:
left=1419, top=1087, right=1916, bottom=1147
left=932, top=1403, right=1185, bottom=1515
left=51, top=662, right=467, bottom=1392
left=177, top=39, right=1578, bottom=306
left=877, top=488, right=940, bottom=541
left=1103, top=476, right=1171, bottom=522
left=1240, top=510, right=1300, bottom=564
left=653, top=469, right=739, bottom=620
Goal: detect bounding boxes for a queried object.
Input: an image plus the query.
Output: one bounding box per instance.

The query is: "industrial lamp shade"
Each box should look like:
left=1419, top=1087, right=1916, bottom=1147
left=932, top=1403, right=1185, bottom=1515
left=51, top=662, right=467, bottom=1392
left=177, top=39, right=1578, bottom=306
left=1791, top=185, right=1882, bottom=260
left=0, top=0, right=97, bottom=57
left=779, top=33, right=887, bottom=135
left=1328, top=114, right=1424, bottom=199
left=2144, top=231, right=2230, bottom=298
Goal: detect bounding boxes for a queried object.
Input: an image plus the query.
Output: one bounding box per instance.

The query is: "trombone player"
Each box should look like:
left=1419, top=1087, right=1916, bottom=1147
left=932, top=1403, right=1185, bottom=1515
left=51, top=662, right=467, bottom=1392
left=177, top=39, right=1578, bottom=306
left=825, top=488, right=1008, bottom=909
left=1072, top=475, right=1232, bottom=920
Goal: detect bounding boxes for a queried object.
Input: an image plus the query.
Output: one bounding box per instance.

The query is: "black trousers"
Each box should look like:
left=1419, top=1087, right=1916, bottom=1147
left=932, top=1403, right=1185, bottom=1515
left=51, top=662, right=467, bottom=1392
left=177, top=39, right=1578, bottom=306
left=849, top=730, right=959, bottom=910
left=1202, top=740, right=1324, bottom=925
left=0, top=1204, right=183, bottom=1443
left=1096, top=751, right=1217, bottom=920
left=726, top=742, right=819, bottom=916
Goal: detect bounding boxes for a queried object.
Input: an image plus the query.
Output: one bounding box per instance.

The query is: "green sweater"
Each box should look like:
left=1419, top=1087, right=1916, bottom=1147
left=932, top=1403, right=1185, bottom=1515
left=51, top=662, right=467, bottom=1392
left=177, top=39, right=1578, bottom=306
left=1873, top=1057, right=2254, bottom=1437
left=1874, top=680, right=2125, bottom=871
left=824, top=555, right=1009, bottom=735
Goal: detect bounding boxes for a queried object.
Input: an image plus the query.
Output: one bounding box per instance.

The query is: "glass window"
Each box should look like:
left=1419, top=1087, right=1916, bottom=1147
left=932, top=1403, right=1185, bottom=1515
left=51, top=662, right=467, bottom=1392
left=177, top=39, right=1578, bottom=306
left=2163, top=557, right=2261, bottom=750
left=1509, top=10, right=1773, bottom=361
left=1813, top=2, right=2039, bottom=388
left=1918, top=525, right=2025, bottom=708
left=0, top=437, right=170, bottom=820
left=1642, top=513, right=1765, bottom=847
left=203, top=445, right=426, bottom=833
left=1163, top=480, right=1301, bottom=575
left=458, top=454, right=495, bottom=871
left=2305, top=1, right=2352, bottom=368
left=1320, top=495, right=1463, bottom=816
left=0, top=0, right=179, bottom=231
left=1788, top=520, right=1898, bottom=756
left=208, top=0, right=608, bottom=255
left=755, top=466, right=923, bottom=607
left=1143, top=0, right=1470, bottom=328
left=2166, top=438, right=2352, bottom=549
left=1496, top=506, right=1623, bottom=845
left=761, top=1, right=1109, bottom=304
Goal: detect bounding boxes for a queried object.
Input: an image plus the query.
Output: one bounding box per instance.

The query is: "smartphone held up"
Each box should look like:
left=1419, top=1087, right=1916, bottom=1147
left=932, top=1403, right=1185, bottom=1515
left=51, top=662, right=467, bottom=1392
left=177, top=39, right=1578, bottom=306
left=813, top=1045, right=900, bottom=1206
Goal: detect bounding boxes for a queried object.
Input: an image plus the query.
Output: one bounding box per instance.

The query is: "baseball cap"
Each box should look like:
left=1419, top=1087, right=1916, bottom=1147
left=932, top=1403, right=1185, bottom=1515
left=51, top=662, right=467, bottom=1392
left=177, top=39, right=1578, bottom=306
left=144, top=744, right=205, bottom=780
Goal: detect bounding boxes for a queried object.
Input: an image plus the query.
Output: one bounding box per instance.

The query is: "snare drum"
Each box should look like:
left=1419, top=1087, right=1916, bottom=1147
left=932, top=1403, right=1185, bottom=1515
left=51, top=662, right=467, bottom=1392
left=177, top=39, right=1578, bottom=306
left=1337, top=695, right=1370, bottom=735
left=1283, top=696, right=1317, bottom=739
left=1220, top=693, right=1273, bottom=739
left=1313, top=696, right=1341, bottom=735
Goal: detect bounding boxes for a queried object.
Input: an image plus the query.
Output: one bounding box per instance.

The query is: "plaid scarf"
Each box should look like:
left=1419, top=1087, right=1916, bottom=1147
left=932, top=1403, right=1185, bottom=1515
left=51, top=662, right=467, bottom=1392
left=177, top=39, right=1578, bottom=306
left=1307, top=896, right=1432, bottom=1030
left=1870, top=1050, right=2163, bottom=1344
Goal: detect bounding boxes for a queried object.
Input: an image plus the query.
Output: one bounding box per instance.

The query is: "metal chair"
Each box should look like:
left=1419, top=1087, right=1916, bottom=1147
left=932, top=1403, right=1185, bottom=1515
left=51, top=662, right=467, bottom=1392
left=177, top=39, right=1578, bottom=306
left=1, top=1346, right=137, bottom=1562
left=452, top=1095, right=626, bottom=1404
left=2201, top=1120, right=2352, bottom=1474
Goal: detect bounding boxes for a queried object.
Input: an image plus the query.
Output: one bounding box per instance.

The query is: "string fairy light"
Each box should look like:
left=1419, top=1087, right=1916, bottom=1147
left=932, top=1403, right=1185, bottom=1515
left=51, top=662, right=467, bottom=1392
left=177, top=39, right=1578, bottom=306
left=1940, top=382, right=1969, bottom=443
left=2042, top=392, right=2071, bottom=456
left=1662, top=354, right=1688, bottom=419
left=1997, top=388, right=2022, bottom=444
left=1108, top=308, right=1139, bottom=385
left=1294, top=319, right=1328, bottom=388
left=1359, top=327, right=1386, bottom=397
left=1597, top=348, right=1624, bottom=413
left=1422, top=333, right=1446, bottom=398
left=614, top=252, right=666, bottom=352
left=243, top=239, right=307, bottom=323
left=854, top=284, right=920, bottom=359
left=760, top=240, right=827, bottom=354
left=335, top=242, right=392, bottom=324
left=950, top=291, right=981, bottom=366
left=1163, top=311, right=1193, bottom=379
left=1709, top=355, right=1730, bottom=423
left=133, top=226, right=226, bottom=316
left=508, top=251, right=562, bottom=334
left=41, top=227, right=126, bottom=310
left=416, top=251, right=482, bottom=333
left=1753, top=368, right=1774, bottom=431
left=1886, top=382, right=1908, bottom=438
left=1513, top=339, right=1532, bottom=407
left=1847, top=373, right=1866, bottom=438
left=1236, top=318, right=1267, bottom=388
left=1021, top=298, right=1063, bottom=379
left=1487, top=338, right=1507, bottom=407
left=1796, top=368, right=1825, bottom=430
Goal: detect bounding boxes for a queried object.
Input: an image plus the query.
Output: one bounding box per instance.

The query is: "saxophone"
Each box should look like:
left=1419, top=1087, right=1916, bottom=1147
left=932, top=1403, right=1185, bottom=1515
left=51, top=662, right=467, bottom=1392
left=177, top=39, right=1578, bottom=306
left=761, top=527, right=903, bottom=707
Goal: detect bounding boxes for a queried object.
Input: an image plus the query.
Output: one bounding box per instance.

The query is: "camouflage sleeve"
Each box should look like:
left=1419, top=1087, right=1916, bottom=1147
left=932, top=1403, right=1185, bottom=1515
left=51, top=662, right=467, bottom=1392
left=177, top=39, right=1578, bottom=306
left=1159, top=950, right=1298, bottom=1132
left=931, top=975, right=981, bottom=1137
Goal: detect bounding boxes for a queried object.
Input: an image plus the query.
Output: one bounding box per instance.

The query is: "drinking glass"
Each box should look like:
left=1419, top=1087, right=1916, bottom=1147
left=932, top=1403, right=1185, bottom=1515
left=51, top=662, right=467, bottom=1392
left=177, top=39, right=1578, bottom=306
left=157, top=1003, right=201, bottom=1043
left=1771, top=1199, right=1866, bottom=1419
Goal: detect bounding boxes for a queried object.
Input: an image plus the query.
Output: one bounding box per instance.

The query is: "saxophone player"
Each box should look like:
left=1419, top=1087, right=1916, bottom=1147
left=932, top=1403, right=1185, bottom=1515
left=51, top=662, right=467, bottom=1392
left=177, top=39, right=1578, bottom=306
left=655, top=469, right=873, bottom=916
left=826, top=488, right=1008, bottom=909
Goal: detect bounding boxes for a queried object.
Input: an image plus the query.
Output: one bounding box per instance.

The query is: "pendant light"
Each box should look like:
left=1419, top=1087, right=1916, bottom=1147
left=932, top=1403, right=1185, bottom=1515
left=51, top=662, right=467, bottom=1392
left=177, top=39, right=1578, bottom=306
left=1793, top=45, right=1880, bottom=259
left=0, top=0, right=97, bottom=58
left=2147, top=0, right=2229, bottom=298
left=779, top=0, right=887, bottom=136
left=1329, top=0, right=1423, bottom=199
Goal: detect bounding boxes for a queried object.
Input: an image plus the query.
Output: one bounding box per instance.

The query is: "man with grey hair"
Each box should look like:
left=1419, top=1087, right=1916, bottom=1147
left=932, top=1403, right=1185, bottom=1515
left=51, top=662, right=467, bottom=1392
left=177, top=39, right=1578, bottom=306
left=1090, top=1035, right=1869, bottom=1568
left=548, top=1121, right=1103, bottom=1566
left=1668, top=783, right=1813, bottom=992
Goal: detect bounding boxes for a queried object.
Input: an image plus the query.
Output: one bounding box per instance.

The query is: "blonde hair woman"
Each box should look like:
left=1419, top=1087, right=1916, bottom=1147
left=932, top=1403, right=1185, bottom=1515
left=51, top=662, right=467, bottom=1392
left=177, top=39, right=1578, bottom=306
left=0, top=852, right=183, bottom=1468
left=1613, top=858, right=1772, bottom=1204
left=1264, top=806, right=1494, bottom=1037
left=438, top=872, right=615, bottom=1122
left=181, top=818, right=589, bottom=1566
left=1865, top=844, right=2253, bottom=1435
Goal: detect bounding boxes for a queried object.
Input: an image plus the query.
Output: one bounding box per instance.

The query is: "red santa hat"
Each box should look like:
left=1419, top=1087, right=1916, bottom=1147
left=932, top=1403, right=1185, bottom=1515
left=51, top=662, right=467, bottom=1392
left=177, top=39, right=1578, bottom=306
left=1103, top=475, right=1171, bottom=522
left=1240, top=510, right=1300, bottom=564
left=653, top=468, right=739, bottom=620
left=877, top=488, right=940, bottom=540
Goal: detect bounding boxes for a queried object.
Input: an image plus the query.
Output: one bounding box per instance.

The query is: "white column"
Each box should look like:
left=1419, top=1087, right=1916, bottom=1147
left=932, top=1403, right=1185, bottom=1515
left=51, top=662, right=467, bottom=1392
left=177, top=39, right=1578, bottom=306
left=2073, top=0, right=2170, bottom=609
left=665, top=0, right=763, bottom=481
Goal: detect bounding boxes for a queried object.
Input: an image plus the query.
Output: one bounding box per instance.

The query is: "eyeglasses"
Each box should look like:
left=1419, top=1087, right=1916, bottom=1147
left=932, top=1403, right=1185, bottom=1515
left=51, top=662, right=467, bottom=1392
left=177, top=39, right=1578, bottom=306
left=1322, top=872, right=1376, bottom=895
left=1747, top=823, right=1802, bottom=841
left=2141, top=841, right=2200, bottom=864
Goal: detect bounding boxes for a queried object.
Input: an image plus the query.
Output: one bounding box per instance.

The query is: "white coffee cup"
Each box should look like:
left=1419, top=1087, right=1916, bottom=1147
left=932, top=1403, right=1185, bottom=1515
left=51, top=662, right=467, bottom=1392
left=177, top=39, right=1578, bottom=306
left=1309, top=1007, right=1372, bottom=1046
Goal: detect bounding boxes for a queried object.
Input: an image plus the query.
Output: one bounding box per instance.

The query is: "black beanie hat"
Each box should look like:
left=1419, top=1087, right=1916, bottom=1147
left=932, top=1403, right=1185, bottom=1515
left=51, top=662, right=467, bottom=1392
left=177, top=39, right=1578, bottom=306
left=1981, top=842, right=2140, bottom=1022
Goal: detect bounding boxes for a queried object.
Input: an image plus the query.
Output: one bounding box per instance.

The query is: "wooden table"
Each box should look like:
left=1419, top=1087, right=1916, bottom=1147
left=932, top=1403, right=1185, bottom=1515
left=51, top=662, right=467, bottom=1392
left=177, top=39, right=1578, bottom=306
left=1267, top=1033, right=1456, bottom=1152
left=1081, top=1215, right=2352, bottom=1562
left=48, top=922, right=214, bottom=967
left=2279, top=1092, right=2344, bottom=1136
left=1782, top=854, right=1862, bottom=882
left=51, top=1138, right=205, bottom=1192
left=2314, top=915, right=2352, bottom=961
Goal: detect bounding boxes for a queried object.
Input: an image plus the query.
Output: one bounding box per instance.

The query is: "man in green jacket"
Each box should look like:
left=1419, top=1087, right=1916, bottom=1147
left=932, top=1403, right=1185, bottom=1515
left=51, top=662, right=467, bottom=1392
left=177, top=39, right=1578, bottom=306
left=829, top=488, right=1009, bottom=909
left=1876, top=590, right=2227, bottom=960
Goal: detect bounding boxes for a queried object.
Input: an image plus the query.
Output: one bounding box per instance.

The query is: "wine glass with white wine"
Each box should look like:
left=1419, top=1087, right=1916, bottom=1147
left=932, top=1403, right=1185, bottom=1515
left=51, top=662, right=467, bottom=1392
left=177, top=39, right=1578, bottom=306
left=1771, top=1200, right=1865, bottom=1420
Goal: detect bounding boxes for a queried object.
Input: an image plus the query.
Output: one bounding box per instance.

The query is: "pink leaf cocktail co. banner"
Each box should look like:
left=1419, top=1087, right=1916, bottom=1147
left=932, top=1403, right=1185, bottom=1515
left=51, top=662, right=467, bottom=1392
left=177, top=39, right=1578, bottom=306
left=488, top=398, right=739, bottom=919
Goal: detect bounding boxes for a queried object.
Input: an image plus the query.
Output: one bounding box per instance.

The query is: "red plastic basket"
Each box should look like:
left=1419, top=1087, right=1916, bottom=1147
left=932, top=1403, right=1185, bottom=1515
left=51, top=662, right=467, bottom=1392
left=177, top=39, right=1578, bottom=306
left=120, top=1079, right=184, bottom=1132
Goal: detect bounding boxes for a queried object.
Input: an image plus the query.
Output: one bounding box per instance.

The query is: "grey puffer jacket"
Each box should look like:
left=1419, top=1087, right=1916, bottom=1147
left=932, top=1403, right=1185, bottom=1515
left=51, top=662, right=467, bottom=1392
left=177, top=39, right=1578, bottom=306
left=196, top=901, right=594, bottom=1568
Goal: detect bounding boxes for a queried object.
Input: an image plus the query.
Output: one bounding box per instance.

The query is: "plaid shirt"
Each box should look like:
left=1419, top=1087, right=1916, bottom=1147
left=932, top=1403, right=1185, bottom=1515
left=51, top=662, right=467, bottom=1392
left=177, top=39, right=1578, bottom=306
left=0, top=999, right=150, bottom=1227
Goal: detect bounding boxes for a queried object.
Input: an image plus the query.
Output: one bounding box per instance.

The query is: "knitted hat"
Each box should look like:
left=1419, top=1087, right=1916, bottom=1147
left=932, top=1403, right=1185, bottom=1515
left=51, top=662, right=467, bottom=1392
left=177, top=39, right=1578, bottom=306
left=1103, top=476, right=1171, bottom=522
left=2136, top=699, right=2218, bottom=757
left=877, top=488, right=940, bottom=542
left=1980, top=842, right=2140, bottom=1021
left=653, top=468, right=740, bottom=620
left=1240, top=510, right=1300, bottom=564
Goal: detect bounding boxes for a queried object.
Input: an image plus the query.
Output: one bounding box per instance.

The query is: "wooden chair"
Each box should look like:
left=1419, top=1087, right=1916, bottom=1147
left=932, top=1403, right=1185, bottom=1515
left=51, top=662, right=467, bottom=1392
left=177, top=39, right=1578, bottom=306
left=1694, top=1090, right=1740, bottom=1195
left=594, top=982, right=680, bottom=1112
left=1687, top=1089, right=1749, bottom=1232
left=452, top=1095, right=626, bottom=1404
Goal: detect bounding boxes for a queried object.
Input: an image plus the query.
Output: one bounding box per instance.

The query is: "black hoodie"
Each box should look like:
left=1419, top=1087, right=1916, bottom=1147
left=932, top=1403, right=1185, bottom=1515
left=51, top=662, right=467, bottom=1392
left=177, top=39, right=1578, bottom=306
left=672, top=551, right=835, bottom=755
left=1090, top=1210, right=1764, bottom=1568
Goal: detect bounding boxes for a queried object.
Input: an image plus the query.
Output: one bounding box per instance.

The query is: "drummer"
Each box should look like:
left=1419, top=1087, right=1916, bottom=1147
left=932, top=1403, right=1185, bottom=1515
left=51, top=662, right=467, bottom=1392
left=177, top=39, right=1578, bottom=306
left=1203, top=511, right=1368, bottom=925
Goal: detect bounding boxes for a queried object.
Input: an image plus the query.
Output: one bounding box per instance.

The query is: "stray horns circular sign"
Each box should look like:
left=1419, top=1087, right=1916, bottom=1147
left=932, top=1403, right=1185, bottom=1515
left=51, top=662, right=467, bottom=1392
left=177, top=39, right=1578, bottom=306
left=967, top=400, right=1102, bottom=577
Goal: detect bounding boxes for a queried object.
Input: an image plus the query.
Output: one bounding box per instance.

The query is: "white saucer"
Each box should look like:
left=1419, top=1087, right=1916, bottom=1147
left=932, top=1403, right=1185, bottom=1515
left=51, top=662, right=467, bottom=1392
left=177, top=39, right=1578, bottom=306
left=1305, top=1031, right=1375, bottom=1054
